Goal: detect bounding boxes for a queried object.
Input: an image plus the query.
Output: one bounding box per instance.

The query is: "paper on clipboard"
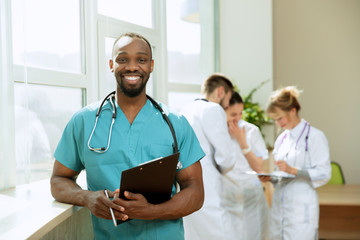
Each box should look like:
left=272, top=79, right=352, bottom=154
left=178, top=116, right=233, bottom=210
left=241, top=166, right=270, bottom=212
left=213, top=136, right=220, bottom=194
left=245, top=170, right=296, bottom=179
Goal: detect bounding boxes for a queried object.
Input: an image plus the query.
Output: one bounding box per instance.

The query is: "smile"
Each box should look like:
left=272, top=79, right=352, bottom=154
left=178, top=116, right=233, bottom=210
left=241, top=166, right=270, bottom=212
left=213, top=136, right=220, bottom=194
left=124, top=75, right=141, bottom=81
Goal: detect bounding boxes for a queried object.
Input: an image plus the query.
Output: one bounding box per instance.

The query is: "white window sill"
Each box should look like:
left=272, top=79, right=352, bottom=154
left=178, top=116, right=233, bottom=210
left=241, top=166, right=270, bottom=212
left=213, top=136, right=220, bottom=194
left=0, top=174, right=87, bottom=239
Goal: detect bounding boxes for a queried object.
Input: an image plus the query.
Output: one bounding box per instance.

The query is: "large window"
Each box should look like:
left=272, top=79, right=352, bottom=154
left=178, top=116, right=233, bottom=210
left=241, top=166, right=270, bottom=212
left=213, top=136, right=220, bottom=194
left=12, top=0, right=82, bottom=73
left=98, top=0, right=154, bottom=29
left=166, top=0, right=201, bottom=84
left=0, top=0, right=216, bottom=189
left=166, top=0, right=216, bottom=111
left=6, top=0, right=90, bottom=186
left=14, top=84, right=83, bottom=184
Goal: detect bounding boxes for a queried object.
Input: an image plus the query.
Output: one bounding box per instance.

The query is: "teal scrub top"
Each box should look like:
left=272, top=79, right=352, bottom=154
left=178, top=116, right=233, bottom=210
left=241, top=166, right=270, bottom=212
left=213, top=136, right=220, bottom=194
left=54, top=98, right=205, bottom=240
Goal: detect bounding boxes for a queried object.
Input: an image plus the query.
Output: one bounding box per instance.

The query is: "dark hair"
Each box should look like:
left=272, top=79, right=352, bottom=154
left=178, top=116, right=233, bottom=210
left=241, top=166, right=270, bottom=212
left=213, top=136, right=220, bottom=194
left=112, top=32, right=152, bottom=58
left=229, top=92, right=243, bottom=106
left=202, top=73, right=234, bottom=95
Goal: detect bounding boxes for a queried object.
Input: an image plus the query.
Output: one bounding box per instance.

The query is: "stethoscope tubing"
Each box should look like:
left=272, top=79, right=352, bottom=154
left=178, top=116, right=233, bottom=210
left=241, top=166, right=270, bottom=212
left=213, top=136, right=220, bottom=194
left=87, top=95, right=116, bottom=153
left=277, top=121, right=312, bottom=169
left=87, top=91, right=179, bottom=156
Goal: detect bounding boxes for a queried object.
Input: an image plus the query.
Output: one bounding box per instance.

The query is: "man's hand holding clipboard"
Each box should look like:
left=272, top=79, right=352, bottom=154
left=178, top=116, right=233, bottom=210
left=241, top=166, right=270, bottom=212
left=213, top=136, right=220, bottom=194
left=114, top=152, right=180, bottom=225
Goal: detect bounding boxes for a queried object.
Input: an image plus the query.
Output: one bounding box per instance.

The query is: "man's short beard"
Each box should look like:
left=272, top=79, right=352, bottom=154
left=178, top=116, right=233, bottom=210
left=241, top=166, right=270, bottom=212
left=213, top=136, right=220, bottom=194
left=119, top=81, right=146, bottom=97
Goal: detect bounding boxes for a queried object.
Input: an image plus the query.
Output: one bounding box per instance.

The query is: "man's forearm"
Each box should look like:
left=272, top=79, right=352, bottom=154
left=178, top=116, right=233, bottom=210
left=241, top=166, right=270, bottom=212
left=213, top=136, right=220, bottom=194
left=155, top=184, right=203, bottom=220
left=50, top=175, right=90, bottom=207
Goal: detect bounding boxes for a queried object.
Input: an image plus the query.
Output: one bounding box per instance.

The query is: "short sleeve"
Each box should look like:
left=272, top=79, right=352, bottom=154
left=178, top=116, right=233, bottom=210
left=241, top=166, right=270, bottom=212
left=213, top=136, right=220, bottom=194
left=54, top=113, right=85, bottom=172
left=172, top=115, right=205, bottom=171
left=248, top=126, right=269, bottom=160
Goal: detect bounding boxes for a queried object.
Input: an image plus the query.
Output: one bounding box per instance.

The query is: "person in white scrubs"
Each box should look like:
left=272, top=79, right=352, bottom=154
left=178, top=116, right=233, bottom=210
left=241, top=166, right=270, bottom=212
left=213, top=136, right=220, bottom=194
left=223, top=91, right=269, bottom=240
left=181, top=73, right=238, bottom=240
left=260, top=86, right=331, bottom=240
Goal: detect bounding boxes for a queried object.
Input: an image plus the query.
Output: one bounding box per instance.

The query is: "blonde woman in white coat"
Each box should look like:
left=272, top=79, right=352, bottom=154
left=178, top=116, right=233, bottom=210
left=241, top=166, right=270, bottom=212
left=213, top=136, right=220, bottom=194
left=223, top=92, right=269, bottom=240
left=182, top=73, right=238, bottom=240
left=260, top=86, right=331, bottom=240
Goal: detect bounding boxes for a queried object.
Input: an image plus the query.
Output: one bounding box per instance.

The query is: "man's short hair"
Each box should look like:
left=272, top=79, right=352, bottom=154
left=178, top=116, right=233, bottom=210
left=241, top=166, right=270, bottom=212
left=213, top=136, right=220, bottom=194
left=112, top=32, right=152, bottom=58
left=201, top=73, right=234, bottom=95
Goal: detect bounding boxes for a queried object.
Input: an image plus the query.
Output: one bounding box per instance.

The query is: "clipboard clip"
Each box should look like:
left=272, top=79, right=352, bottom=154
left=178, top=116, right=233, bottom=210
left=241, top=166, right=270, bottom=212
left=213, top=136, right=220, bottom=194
left=176, top=160, right=182, bottom=170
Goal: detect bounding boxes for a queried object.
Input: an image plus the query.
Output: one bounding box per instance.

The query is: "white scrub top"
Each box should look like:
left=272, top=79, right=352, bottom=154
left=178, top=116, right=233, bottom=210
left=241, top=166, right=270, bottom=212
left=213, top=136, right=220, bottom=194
left=223, top=120, right=269, bottom=240
left=269, top=119, right=331, bottom=240
left=181, top=99, right=237, bottom=240
left=54, top=99, right=205, bottom=240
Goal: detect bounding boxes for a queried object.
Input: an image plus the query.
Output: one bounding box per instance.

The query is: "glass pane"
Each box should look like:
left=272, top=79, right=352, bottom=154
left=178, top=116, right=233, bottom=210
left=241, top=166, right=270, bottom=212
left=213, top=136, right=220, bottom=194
left=11, top=0, right=82, bottom=73
left=168, top=92, right=202, bottom=112
left=98, top=0, right=153, bottom=28
left=167, top=0, right=201, bottom=84
left=14, top=83, right=83, bottom=184
left=103, top=37, right=153, bottom=97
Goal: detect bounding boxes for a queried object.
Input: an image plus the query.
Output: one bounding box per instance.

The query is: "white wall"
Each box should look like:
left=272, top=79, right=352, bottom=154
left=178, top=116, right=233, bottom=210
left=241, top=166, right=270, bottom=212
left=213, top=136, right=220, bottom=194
left=219, top=0, right=360, bottom=184
left=219, top=0, right=274, bottom=146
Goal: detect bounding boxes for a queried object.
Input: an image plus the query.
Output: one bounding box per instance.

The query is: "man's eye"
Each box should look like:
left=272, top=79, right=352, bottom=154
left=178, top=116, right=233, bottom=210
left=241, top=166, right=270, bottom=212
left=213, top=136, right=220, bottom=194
left=117, top=58, right=127, bottom=63
left=138, top=58, right=146, bottom=63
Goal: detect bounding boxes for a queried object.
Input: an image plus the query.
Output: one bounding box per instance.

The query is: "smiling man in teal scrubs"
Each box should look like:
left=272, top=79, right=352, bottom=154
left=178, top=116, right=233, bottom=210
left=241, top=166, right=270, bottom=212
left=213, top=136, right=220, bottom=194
left=50, top=32, right=205, bottom=240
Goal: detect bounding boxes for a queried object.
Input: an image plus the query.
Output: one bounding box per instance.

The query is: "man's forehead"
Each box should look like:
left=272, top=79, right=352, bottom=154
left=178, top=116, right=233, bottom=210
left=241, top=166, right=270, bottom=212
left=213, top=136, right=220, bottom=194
left=114, top=36, right=149, bottom=52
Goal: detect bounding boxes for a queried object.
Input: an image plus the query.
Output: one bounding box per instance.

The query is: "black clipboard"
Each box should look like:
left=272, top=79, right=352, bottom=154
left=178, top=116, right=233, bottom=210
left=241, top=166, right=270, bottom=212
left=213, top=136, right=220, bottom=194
left=117, top=152, right=180, bottom=225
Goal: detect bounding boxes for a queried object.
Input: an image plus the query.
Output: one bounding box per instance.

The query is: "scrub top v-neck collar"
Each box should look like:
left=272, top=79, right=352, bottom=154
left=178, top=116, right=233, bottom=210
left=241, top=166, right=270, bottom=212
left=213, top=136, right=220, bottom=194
left=113, top=98, right=152, bottom=127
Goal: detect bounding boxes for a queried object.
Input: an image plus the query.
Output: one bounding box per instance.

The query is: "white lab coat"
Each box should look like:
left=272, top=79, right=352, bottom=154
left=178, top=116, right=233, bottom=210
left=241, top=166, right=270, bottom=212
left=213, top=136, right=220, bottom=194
left=223, top=120, right=269, bottom=240
left=181, top=99, right=237, bottom=240
left=269, top=119, right=331, bottom=240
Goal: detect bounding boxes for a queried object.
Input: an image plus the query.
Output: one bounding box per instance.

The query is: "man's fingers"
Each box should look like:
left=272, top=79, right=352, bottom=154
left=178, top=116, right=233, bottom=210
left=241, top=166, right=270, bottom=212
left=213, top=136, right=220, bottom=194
left=104, top=192, right=125, bottom=212
left=124, top=191, right=141, bottom=200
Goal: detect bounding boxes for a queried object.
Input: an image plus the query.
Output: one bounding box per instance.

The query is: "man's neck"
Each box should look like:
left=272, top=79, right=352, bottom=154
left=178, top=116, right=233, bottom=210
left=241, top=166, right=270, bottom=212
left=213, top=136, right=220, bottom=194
left=116, top=91, right=148, bottom=125
left=205, top=94, right=220, bottom=104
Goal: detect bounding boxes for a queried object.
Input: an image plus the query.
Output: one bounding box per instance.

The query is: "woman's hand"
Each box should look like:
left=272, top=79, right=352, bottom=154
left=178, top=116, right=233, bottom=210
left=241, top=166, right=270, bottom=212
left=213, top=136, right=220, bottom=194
left=275, top=160, right=297, bottom=175
left=258, top=175, right=272, bottom=183
left=228, top=120, right=248, bottom=149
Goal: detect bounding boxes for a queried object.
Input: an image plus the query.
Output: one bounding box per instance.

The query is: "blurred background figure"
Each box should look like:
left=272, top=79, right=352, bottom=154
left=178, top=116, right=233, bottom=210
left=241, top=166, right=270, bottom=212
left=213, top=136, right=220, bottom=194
left=182, top=73, right=237, bottom=240
left=260, top=86, right=331, bottom=240
left=223, top=91, right=269, bottom=240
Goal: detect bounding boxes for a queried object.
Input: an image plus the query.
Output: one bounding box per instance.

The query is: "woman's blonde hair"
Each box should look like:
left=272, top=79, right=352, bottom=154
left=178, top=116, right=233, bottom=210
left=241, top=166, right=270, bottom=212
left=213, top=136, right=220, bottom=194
left=266, top=86, right=302, bottom=115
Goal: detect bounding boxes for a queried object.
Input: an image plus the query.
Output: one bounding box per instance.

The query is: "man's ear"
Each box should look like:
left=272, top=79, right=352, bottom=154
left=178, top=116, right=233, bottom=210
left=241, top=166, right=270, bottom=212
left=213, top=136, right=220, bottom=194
left=109, top=59, right=114, bottom=72
left=150, top=59, right=154, bottom=73
left=217, top=86, right=225, bottom=98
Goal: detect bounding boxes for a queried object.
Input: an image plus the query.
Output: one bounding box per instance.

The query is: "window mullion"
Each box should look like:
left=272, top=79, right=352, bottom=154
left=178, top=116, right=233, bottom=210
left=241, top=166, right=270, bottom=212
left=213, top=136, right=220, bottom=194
left=12, top=65, right=88, bottom=88
left=83, top=0, right=99, bottom=104
left=0, top=0, right=16, bottom=190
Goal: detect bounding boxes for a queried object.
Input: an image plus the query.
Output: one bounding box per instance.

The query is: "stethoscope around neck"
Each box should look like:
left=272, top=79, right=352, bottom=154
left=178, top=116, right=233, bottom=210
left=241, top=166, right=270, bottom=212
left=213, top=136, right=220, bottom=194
left=87, top=91, right=179, bottom=155
left=277, top=121, right=312, bottom=168
left=279, top=121, right=310, bottom=151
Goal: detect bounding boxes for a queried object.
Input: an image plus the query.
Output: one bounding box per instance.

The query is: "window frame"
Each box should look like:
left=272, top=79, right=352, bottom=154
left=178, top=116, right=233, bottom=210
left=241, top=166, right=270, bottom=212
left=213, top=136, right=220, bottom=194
left=0, top=0, right=217, bottom=190
left=0, top=0, right=16, bottom=190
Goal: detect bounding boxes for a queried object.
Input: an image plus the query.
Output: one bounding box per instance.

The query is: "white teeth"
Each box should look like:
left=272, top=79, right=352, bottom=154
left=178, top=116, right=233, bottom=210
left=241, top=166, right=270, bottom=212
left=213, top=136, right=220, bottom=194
left=124, top=76, right=140, bottom=81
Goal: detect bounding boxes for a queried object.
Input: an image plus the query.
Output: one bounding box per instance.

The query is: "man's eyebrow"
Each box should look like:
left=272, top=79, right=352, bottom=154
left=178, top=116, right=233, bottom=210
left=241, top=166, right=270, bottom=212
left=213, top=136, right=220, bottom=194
left=116, top=51, right=149, bottom=56
left=136, top=51, right=150, bottom=56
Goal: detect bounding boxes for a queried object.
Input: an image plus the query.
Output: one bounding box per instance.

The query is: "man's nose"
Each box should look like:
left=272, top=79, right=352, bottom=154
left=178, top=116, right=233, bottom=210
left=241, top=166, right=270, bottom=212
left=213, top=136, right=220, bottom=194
left=125, top=60, right=139, bottom=71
